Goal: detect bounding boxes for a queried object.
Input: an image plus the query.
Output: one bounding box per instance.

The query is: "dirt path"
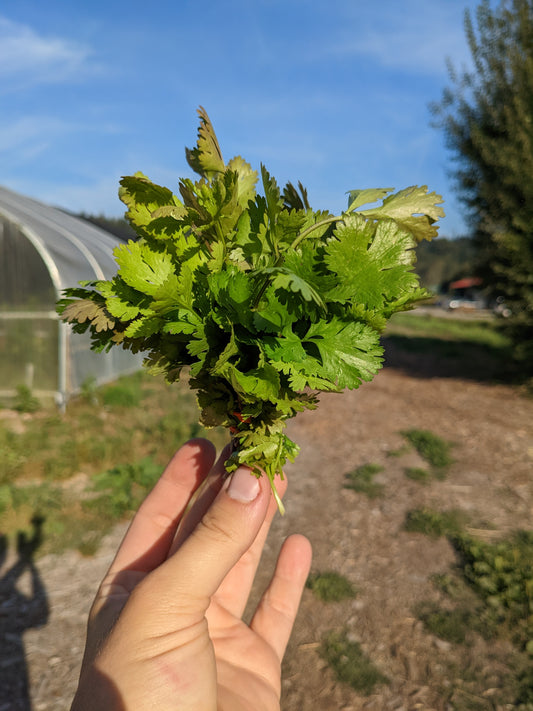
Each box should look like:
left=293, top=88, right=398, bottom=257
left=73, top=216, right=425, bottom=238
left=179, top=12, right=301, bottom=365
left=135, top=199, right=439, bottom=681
left=3, top=365, right=532, bottom=710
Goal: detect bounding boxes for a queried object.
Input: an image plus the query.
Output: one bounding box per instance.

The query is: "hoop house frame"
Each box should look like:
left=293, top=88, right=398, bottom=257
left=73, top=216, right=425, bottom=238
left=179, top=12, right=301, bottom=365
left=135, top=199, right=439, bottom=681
left=0, top=186, right=142, bottom=407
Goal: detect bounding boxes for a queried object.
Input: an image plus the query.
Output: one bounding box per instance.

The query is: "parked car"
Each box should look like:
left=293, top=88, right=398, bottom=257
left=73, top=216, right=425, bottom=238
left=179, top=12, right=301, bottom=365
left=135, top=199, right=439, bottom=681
left=447, top=297, right=485, bottom=311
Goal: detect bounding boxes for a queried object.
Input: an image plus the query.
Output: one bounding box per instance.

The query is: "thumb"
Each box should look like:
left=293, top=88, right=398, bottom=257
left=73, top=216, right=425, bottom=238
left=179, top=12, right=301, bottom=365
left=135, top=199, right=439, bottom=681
left=132, top=466, right=271, bottom=623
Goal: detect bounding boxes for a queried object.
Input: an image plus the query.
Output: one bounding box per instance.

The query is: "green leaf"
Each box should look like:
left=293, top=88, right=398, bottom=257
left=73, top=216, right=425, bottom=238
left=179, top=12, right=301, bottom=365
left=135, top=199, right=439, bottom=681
left=124, top=315, right=164, bottom=338
left=261, top=165, right=283, bottom=222
left=253, top=292, right=297, bottom=333
left=304, top=318, right=383, bottom=389
left=263, top=331, right=338, bottom=391
left=226, top=155, right=259, bottom=208
left=61, top=299, right=115, bottom=332
left=256, top=266, right=326, bottom=310
left=185, top=106, right=225, bottom=178
left=208, top=269, right=254, bottom=329
left=119, top=173, right=182, bottom=237
left=323, top=215, right=418, bottom=309
left=218, top=362, right=281, bottom=403
left=347, top=187, right=393, bottom=212
left=114, top=241, right=175, bottom=297
left=360, top=185, right=445, bottom=243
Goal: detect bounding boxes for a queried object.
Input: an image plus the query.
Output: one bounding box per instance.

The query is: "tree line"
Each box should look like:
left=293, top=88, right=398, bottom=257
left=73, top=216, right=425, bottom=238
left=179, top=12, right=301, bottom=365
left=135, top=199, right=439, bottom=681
left=431, top=0, right=533, bottom=376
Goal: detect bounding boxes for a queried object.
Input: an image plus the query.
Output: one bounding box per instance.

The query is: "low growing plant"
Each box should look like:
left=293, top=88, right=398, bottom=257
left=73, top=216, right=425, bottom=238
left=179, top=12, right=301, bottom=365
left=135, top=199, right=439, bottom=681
left=84, top=457, right=163, bottom=520
left=404, top=507, right=468, bottom=538
left=344, top=462, right=385, bottom=498
left=402, top=428, right=454, bottom=474
left=404, top=466, right=431, bottom=483
left=306, top=571, right=357, bottom=602
left=415, top=600, right=491, bottom=644
left=451, top=530, right=533, bottom=654
left=13, top=384, right=40, bottom=413
left=319, top=629, right=389, bottom=694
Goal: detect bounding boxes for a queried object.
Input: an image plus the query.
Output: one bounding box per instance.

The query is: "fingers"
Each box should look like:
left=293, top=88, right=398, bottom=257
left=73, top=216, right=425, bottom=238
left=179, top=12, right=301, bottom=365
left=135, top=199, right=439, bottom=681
left=250, top=534, right=312, bottom=662
left=106, top=439, right=216, bottom=577
left=128, top=465, right=272, bottom=632
left=167, top=443, right=232, bottom=556
left=211, top=473, right=287, bottom=618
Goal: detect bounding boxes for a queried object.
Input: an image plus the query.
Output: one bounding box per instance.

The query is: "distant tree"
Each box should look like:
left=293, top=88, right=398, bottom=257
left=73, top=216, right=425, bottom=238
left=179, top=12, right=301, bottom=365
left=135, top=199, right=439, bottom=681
left=431, top=0, right=533, bottom=375
left=415, top=236, right=477, bottom=292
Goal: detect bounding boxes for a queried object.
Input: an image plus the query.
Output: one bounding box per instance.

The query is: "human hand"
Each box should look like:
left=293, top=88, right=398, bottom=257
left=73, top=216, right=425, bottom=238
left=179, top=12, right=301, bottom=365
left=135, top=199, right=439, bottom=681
left=71, top=438, right=312, bottom=711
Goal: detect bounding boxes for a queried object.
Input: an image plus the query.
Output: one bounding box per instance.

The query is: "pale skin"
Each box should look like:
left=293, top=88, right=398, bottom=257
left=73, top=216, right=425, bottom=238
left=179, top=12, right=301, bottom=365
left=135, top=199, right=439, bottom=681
left=71, top=438, right=312, bottom=711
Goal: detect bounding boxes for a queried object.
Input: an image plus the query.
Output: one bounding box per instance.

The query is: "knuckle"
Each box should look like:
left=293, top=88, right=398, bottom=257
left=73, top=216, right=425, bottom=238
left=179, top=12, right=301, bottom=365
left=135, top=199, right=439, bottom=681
left=196, top=510, right=237, bottom=545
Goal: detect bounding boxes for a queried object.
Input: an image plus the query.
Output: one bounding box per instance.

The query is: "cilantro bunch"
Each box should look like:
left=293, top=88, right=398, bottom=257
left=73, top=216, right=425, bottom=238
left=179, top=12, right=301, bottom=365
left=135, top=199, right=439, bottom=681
left=58, top=108, right=444, bottom=511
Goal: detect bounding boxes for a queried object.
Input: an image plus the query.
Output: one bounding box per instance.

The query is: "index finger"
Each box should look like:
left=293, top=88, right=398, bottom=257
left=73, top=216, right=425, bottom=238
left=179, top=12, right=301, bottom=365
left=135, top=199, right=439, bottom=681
left=107, top=438, right=216, bottom=577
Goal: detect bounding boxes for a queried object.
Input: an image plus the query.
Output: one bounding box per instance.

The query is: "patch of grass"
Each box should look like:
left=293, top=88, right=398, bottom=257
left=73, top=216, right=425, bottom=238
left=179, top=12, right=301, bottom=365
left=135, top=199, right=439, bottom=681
left=404, top=466, right=431, bottom=483
left=415, top=601, right=492, bottom=644
left=306, top=571, right=357, bottom=602
left=0, top=481, right=63, bottom=516
left=13, top=384, right=40, bottom=413
left=451, top=530, right=533, bottom=654
left=344, top=463, right=385, bottom=498
left=41, top=507, right=111, bottom=556
left=386, top=443, right=411, bottom=458
left=384, top=313, right=517, bottom=383
left=84, top=457, right=164, bottom=520
left=404, top=507, right=468, bottom=538
left=101, top=376, right=144, bottom=408
left=409, top=508, right=533, bottom=706
left=0, top=371, right=227, bottom=554
left=401, top=428, right=454, bottom=472
left=319, top=629, right=389, bottom=694
left=387, top=313, right=510, bottom=349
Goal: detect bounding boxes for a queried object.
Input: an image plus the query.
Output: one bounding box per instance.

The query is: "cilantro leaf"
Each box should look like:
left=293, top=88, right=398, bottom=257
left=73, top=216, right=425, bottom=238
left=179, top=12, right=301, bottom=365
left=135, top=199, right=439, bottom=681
left=360, top=185, right=445, bottom=243
left=185, top=106, right=225, bottom=178
left=304, top=319, right=383, bottom=389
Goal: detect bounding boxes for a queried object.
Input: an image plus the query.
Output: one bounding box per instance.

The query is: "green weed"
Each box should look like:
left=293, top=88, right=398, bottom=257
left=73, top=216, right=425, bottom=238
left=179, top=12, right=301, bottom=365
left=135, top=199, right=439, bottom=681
left=415, top=600, right=492, bottom=644
left=404, top=507, right=468, bottom=538
left=84, top=457, right=163, bottom=520
left=101, top=374, right=145, bottom=408
left=0, top=481, right=63, bottom=516
left=404, top=466, right=431, bottom=483
left=319, top=629, right=389, bottom=694
left=344, top=463, right=385, bottom=498
left=13, top=384, right=40, bottom=413
left=0, top=371, right=226, bottom=554
left=306, top=571, right=357, bottom=602
left=451, top=530, right=533, bottom=653
left=401, top=429, right=454, bottom=472
left=79, top=375, right=99, bottom=405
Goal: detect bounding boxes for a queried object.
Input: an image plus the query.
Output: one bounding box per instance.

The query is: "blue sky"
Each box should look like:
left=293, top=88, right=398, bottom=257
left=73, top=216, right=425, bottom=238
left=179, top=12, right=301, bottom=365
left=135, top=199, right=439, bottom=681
left=0, top=0, right=481, bottom=237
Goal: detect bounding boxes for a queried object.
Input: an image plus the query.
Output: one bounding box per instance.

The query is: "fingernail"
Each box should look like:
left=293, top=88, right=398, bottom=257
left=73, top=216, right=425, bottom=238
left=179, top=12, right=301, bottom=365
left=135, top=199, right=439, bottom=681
left=226, top=466, right=260, bottom=503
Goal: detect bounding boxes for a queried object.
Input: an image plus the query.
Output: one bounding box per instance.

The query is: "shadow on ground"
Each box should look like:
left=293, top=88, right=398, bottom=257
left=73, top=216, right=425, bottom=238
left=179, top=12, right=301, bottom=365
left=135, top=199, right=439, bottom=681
left=0, top=515, right=49, bottom=711
left=382, top=334, right=519, bottom=383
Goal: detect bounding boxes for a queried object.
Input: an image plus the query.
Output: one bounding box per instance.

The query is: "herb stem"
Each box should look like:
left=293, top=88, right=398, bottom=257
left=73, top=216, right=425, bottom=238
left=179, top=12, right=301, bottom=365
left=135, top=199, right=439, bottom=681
left=290, top=215, right=340, bottom=251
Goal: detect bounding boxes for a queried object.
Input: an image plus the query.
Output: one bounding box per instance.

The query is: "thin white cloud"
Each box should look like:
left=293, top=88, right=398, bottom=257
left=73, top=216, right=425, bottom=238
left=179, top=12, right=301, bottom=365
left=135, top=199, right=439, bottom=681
left=323, top=1, right=474, bottom=76
left=0, top=15, right=93, bottom=85
left=0, top=116, right=73, bottom=161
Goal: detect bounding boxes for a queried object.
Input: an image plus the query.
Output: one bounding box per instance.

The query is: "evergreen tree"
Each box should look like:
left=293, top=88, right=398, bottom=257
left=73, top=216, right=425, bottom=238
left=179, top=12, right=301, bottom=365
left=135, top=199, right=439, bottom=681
left=431, top=0, right=533, bottom=375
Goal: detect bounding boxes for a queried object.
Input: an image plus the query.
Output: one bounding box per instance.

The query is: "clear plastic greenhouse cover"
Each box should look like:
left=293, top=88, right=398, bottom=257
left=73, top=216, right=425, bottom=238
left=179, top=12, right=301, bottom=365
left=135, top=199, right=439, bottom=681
left=0, top=185, right=143, bottom=406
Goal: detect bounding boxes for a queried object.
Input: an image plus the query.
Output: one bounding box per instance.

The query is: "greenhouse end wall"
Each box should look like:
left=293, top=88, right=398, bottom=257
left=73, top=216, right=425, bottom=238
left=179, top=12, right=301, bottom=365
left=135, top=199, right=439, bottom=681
left=0, top=187, right=144, bottom=407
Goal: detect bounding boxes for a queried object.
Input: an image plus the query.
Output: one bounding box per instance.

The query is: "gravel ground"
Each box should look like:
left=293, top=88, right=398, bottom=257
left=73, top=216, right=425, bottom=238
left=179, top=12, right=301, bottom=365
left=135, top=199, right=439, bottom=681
left=1, top=358, right=532, bottom=710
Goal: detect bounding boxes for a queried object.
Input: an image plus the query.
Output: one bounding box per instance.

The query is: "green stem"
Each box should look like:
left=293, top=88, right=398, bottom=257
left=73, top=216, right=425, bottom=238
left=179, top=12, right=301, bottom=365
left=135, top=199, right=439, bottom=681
left=252, top=214, right=341, bottom=310
left=289, top=215, right=340, bottom=251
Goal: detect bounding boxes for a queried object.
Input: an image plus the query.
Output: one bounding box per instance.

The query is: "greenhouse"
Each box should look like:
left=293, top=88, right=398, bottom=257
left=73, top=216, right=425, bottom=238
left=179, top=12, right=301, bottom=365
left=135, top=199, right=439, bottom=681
left=0, top=185, right=143, bottom=407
